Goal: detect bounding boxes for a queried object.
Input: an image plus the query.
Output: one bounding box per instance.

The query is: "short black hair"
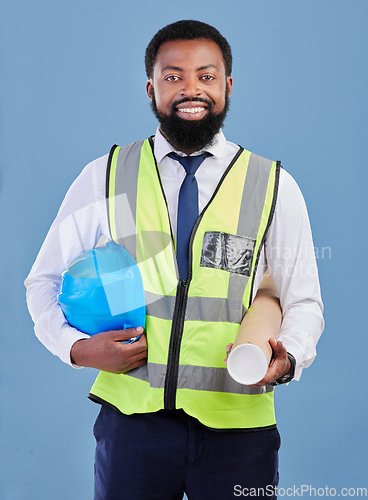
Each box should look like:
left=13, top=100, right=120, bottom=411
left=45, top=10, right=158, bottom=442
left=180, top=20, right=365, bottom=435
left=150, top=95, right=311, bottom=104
left=145, top=20, right=232, bottom=78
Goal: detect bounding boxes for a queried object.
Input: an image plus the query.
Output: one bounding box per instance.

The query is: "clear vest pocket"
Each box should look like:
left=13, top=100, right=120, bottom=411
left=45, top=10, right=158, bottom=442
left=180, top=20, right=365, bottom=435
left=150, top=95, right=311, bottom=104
left=200, top=231, right=255, bottom=276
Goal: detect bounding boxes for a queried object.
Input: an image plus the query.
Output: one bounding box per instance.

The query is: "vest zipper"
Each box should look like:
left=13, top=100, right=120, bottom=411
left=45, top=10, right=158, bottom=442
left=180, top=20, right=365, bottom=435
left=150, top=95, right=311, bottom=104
left=164, top=279, right=189, bottom=409
left=146, top=138, right=189, bottom=410
left=149, top=139, right=244, bottom=409
left=161, top=145, right=244, bottom=410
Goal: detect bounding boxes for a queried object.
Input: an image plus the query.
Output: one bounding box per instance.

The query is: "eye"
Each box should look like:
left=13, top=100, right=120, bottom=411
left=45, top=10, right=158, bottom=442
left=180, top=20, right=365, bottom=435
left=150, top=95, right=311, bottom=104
left=200, top=75, right=215, bottom=81
left=165, top=75, right=180, bottom=82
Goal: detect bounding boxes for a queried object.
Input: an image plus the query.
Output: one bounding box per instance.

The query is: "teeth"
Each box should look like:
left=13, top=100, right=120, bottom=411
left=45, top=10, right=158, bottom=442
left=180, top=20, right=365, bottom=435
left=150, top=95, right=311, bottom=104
left=178, top=107, right=205, bottom=114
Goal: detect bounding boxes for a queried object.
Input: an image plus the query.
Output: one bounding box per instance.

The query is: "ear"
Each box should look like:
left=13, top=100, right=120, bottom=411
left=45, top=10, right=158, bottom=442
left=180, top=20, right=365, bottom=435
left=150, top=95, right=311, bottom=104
left=226, top=75, right=233, bottom=97
left=146, top=79, right=154, bottom=101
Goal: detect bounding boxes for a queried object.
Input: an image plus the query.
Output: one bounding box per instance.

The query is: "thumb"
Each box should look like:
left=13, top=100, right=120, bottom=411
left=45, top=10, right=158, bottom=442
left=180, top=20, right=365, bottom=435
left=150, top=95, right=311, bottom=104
left=268, top=337, right=278, bottom=349
left=269, top=337, right=283, bottom=354
left=107, top=326, right=144, bottom=341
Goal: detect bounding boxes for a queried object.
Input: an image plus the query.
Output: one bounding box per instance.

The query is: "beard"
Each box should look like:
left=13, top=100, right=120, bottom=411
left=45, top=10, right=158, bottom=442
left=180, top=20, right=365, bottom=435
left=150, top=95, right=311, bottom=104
left=150, top=90, right=230, bottom=153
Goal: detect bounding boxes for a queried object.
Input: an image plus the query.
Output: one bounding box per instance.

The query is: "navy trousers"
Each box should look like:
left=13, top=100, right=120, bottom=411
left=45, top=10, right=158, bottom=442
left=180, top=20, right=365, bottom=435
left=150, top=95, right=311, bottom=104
left=93, top=406, right=280, bottom=500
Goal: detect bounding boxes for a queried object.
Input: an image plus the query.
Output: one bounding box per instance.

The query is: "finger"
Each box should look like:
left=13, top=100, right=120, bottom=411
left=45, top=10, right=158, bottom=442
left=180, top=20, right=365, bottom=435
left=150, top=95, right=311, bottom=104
left=251, top=357, right=288, bottom=387
left=110, top=356, right=148, bottom=375
left=104, top=327, right=144, bottom=342
left=252, top=368, right=276, bottom=387
left=225, top=343, right=233, bottom=356
left=251, top=372, right=275, bottom=387
left=122, top=349, right=148, bottom=369
left=224, top=343, right=234, bottom=365
left=136, top=333, right=147, bottom=348
left=121, top=357, right=148, bottom=374
left=127, top=348, right=148, bottom=364
left=269, top=338, right=284, bottom=355
left=121, top=334, right=148, bottom=354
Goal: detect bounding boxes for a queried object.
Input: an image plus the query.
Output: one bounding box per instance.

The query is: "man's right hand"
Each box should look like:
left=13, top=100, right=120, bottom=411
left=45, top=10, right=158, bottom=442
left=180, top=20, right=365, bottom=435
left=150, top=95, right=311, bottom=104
left=70, top=327, right=147, bottom=374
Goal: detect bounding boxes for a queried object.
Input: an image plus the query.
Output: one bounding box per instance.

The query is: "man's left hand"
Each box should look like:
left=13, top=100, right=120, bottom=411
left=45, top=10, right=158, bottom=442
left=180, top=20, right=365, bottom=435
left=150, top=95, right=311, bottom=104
left=251, top=338, right=290, bottom=387
left=224, top=338, right=291, bottom=387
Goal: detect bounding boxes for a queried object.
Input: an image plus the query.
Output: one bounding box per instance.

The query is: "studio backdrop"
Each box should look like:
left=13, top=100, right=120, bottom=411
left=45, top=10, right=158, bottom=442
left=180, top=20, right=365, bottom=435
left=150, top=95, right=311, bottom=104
left=1, top=0, right=367, bottom=498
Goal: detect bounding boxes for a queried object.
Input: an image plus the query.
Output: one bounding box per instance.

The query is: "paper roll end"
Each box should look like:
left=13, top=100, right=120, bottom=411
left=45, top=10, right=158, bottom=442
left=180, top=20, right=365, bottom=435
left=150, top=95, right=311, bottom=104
left=227, top=343, right=269, bottom=385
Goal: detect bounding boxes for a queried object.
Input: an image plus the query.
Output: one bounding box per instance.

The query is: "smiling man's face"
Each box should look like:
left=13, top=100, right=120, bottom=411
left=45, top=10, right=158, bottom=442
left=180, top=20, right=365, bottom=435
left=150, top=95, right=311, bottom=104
left=146, top=38, right=233, bottom=154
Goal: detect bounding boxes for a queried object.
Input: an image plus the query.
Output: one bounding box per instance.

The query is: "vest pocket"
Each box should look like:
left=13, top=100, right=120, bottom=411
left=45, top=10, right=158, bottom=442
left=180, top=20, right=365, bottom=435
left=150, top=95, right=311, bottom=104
left=200, top=231, right=255, bottom=276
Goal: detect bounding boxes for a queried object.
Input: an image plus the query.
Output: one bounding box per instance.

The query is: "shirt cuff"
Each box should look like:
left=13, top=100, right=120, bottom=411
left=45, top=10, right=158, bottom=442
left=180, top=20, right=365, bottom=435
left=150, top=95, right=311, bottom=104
left=277, top=334, right=317, bottom=382
left=56, top=323, right=91, bottom=367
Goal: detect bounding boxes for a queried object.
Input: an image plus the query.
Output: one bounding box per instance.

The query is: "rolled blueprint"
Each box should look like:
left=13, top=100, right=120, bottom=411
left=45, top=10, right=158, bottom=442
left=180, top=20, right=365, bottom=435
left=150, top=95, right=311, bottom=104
left=227, top=319, right=274, bottom=385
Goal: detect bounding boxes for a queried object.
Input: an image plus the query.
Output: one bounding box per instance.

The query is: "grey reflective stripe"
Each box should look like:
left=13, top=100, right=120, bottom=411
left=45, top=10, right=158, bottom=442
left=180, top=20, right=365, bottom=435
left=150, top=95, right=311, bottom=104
left=145, top=292, right=176, bottom=320
left=109, top=141, right=144, bottom=259
left=177, top=365, right=273, bottom=395
left=126, top=363, right=166, bottom=386
left=237, top=153, right=273, bottom=238
left=227, top=273, right=248, bottom=323
left=126, top=363, right=164, bottom=385
left=127, top=362, right=273, bottom=395
left=146, top=293, right=244, bottom=323
left=227, top=153, right=274, bottom=322
left=186, top=295, right=245, bottom=323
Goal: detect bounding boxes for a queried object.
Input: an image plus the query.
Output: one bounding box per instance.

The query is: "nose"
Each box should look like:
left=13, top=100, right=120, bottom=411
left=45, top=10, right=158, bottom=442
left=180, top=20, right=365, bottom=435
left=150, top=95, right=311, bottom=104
left=180, top=74, right=202, bottom=98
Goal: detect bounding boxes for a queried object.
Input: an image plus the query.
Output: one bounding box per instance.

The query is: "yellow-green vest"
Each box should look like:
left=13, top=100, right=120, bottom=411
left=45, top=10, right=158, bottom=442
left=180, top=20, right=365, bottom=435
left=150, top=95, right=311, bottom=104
left=89, top=137, right=280, bottom=430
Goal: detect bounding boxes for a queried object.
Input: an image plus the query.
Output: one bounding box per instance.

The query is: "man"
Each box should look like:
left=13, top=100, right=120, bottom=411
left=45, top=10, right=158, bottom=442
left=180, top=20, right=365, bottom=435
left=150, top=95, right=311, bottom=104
left=25, top=20, right=323, bottom=499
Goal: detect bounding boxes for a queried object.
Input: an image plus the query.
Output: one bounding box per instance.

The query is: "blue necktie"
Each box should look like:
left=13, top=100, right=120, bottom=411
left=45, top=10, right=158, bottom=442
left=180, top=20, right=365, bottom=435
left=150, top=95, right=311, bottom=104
left=168, top=152, right=211, bottom=281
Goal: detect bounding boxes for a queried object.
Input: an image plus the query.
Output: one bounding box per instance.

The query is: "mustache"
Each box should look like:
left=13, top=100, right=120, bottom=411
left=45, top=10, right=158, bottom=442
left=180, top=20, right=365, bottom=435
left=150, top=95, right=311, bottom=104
left=171, top=96, right=214, bottom=110
left=151, top=91, right=230, bottom=153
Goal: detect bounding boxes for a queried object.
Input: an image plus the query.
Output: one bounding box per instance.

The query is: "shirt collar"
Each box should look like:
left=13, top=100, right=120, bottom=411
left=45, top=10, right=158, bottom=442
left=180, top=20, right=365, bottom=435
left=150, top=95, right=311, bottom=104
left=153, top=127, right=227, bottom=164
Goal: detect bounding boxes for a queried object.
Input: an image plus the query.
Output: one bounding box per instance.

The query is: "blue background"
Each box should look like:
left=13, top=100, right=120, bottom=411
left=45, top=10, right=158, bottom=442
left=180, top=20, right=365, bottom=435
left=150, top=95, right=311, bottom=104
left=1, top=0, right=367, bottom=498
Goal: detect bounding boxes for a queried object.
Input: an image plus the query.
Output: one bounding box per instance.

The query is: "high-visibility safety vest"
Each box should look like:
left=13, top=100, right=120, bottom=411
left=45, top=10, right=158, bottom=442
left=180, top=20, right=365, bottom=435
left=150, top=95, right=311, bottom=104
left=89, top=137, right=280, bottom=430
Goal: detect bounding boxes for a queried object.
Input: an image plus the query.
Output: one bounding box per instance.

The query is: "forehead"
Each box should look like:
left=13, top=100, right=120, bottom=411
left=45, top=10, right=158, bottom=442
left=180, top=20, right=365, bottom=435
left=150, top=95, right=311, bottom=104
left=154, top=39, right=226, bottom=73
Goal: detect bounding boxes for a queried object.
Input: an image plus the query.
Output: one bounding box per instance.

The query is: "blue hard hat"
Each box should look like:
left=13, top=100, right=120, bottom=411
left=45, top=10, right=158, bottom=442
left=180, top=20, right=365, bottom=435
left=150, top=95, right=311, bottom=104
left=57, top=241, right=146, bottom=337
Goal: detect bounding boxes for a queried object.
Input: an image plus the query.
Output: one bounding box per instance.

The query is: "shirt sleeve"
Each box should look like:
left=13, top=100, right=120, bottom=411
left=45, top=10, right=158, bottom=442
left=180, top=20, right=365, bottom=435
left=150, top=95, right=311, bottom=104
left=24, top=154, right=110, bottom=366
left=265, top=168, right=324, bottom=381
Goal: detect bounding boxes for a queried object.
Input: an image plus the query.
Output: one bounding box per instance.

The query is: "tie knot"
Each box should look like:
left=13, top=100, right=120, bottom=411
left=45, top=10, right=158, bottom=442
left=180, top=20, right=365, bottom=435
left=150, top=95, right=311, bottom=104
left=168, top=152, right=211, bottom=175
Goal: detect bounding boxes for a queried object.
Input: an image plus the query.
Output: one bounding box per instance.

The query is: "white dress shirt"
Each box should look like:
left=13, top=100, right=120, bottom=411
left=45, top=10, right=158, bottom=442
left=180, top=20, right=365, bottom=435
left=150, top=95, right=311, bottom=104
left=25, top=128, right=324, bottom=380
